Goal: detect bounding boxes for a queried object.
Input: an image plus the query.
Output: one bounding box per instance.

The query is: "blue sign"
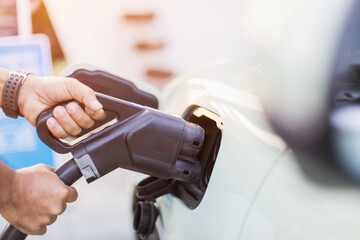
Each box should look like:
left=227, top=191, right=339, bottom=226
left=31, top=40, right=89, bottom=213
left=0, top=34, right=52, bottom=75
left=0, top=34, right=53, bottom=169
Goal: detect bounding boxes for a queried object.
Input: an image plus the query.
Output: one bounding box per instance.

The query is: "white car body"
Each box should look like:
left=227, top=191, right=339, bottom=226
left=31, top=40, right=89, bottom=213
left=155, top=57, right=360, bottom=240
left=154, top=0, right=360, bottom=239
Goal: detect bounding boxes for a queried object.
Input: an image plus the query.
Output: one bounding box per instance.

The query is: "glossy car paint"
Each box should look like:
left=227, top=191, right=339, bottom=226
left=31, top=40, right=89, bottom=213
left=155, top=1, right=360, bottom=238
left=157, top=58, right=287, bottom=239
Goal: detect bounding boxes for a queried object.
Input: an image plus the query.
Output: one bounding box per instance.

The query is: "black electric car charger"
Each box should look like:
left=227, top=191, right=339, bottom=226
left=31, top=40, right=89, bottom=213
left=0, top=69, right=222, bottom=240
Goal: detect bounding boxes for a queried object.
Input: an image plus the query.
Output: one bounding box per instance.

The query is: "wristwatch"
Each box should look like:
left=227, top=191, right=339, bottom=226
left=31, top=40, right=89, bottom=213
left=2, top=71, right=30, bottom=118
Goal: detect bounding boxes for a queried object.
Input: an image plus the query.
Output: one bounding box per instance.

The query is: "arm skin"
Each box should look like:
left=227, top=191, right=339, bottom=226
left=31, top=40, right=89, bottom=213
left=0, top=67, right=106, bottom=235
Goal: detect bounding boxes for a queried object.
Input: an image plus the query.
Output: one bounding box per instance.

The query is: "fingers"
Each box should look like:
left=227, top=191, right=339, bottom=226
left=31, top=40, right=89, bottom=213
left=46, top=117, right=68, bottom=139
left=8, top=164, right=78, bottom=236
left=67, top=102, right=95, bottom=128
left=53, top=106, right=81, bottom=136
left=16, top=215, right=55, bottom=235
left=65, top=186, right=78, bottom=203
left=66, top=78, right=106, bottom=119
left=48, top=215, right=57, bottom=225
left=16, top=224, right=47, bottom=236
left=37, top=77, right=107, bottom=138
left=85, top=106, right=106, bottom=121
left=66, top=78, right=102, bottom=112
left=47, top=101, right=106, bottom=138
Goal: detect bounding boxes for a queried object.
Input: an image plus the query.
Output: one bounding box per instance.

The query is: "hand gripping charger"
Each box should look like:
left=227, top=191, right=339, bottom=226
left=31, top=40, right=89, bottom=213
left=0, top=69, right=207, bottom=240
left=37, top=92, right=205, bottom=184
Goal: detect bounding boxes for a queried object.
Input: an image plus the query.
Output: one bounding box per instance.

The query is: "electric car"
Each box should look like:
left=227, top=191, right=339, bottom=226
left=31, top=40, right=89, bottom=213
left=2, top=0, right=360, bottom=239
left=133, top=0, right=360, bottom=239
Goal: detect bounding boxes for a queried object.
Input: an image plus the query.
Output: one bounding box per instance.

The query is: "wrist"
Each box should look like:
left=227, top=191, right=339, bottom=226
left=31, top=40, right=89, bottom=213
left=18, top=74, right=38, bottom=117
left=0, top=162, right=16, bottom=211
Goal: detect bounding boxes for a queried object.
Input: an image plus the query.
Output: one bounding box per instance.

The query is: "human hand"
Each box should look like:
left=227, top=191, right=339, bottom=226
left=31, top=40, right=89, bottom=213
left=18, top=74, right=106, bottom=138
left=0, top=164, right=78, bottom=235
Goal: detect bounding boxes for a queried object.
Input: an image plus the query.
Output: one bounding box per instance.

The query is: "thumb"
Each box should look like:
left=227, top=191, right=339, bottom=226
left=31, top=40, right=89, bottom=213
left=66, top=78, right=103, bottom=112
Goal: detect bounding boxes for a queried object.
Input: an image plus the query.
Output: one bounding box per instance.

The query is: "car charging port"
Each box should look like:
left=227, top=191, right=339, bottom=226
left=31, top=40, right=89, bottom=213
left=175, top=105, right=223, bottom=208
left=133, top=105, right=223, bottom=239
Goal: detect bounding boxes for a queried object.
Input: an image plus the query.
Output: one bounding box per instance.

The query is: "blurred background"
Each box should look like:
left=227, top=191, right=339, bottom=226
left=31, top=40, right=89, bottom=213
left=44, top=0, right=246, bottom=89
left=0, top=0, right=245, bottom=239
left=4, top=0, right=247, bottom=88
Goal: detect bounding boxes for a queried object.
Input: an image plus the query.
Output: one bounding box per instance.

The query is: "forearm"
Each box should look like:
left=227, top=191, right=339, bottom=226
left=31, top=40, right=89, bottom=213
left=0, top=161, right=15, bottom=211
left=0, top=68, right=10, bottom=107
